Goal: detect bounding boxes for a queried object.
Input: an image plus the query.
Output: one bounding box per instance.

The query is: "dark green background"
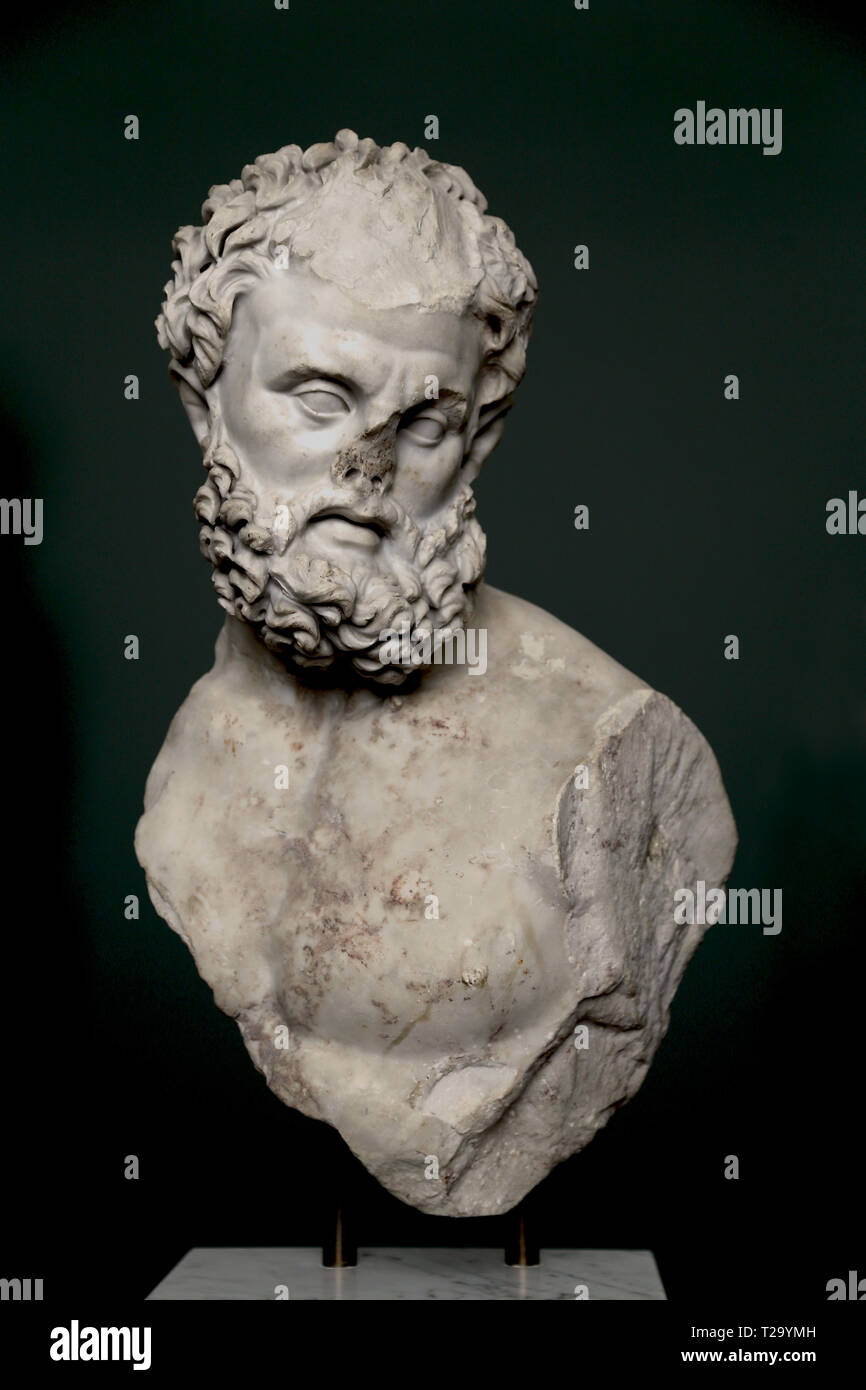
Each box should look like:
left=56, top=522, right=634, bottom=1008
left=2, top=0, right=863, bottom=1302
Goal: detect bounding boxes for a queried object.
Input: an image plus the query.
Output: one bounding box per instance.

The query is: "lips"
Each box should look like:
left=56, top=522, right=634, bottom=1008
left=310, top=508, right=388, bottom=538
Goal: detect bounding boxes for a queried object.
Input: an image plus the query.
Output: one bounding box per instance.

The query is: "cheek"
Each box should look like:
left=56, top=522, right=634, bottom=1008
left=394, top=436, right=465, bottom=514
left=218, top=379, right=334, bottom=482
left=225, top=379, right=287, bottom=451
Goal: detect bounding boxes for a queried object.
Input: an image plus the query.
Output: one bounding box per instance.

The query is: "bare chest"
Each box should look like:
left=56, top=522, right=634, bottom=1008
left=203, top=695, right=575, bottom=1051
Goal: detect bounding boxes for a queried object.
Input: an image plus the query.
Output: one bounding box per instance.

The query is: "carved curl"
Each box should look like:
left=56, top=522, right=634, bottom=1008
left=156, top=129, right=537, bottom=411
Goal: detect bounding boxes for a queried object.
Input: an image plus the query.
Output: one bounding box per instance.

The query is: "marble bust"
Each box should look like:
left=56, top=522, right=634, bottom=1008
left=136, top=131, right=736, bottom=1217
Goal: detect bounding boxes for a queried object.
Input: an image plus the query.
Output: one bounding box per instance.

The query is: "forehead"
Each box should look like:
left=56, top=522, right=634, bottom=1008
left=228, top=263, right=484, bottom=379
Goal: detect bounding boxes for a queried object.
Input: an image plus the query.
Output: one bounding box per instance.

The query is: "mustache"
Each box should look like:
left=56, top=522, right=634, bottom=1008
left=308, top=504, right=390, bottom=539
left=271, top=484, right=416, bottom=553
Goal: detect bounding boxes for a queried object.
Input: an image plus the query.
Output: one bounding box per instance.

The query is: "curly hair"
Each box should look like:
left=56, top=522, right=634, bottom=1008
left=156, top=129, right=537, bottom=412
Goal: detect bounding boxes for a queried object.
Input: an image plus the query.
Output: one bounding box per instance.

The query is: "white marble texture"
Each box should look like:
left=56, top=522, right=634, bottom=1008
left=147, top=1247, right=666, bottom=1301
left=138, top=131, right=737, bottom=1218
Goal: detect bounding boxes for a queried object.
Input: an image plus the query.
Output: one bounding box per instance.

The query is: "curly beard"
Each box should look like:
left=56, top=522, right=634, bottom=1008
left=191, top=420, right=486, bottom=685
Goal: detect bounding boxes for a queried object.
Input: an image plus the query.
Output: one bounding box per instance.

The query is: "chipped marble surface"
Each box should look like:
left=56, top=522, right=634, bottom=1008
left=138, top=132, right=736, bottom=1218
left=136, top=583, right=736, bottom=1216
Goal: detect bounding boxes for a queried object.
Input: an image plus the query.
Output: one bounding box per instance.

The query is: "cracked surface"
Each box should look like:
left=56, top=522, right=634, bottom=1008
left=135, top=582, right=736, bottom=1215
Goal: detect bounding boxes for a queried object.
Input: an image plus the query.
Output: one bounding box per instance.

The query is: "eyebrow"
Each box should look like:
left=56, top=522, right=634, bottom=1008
left=270, top=362, right=357, bottom=392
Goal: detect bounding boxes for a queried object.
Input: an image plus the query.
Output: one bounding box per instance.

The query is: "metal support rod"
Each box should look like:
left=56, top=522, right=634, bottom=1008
left=322, top=1192, right=358, bottom=1268
left=504, top=1202, right=540, bottom=1267
left=321, top=1134, right=358, bottom=1267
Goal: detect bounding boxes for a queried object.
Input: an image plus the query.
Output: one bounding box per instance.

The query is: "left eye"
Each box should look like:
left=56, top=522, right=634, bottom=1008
left=402, top=413, right=446, bottom=444
left=296, top=390, right=349, bottom=417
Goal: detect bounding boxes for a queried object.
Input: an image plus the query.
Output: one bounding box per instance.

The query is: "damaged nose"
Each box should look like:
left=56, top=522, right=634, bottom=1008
left=332, top=421, right=397, bottom=493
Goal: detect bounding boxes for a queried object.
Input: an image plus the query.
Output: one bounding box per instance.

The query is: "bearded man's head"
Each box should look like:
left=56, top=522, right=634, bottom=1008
left=156, top=129, right=537, bottom=683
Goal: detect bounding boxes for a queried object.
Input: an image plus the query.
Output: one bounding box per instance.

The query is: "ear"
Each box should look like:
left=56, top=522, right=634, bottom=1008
left=170, top=362, right=211, bottom=450
left=461, top=396, right=514, bottom=485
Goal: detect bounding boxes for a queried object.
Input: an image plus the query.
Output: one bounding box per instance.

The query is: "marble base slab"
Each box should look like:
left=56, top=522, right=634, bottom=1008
left=147, top=1247, right=666, bottom=1300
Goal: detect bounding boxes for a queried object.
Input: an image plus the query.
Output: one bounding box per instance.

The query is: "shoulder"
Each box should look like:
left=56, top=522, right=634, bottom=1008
left=474, top=583, right=646, bottom=693
left=464, top=582, right=648, bottom=741
left=466, top=586, right=736, bottom=871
